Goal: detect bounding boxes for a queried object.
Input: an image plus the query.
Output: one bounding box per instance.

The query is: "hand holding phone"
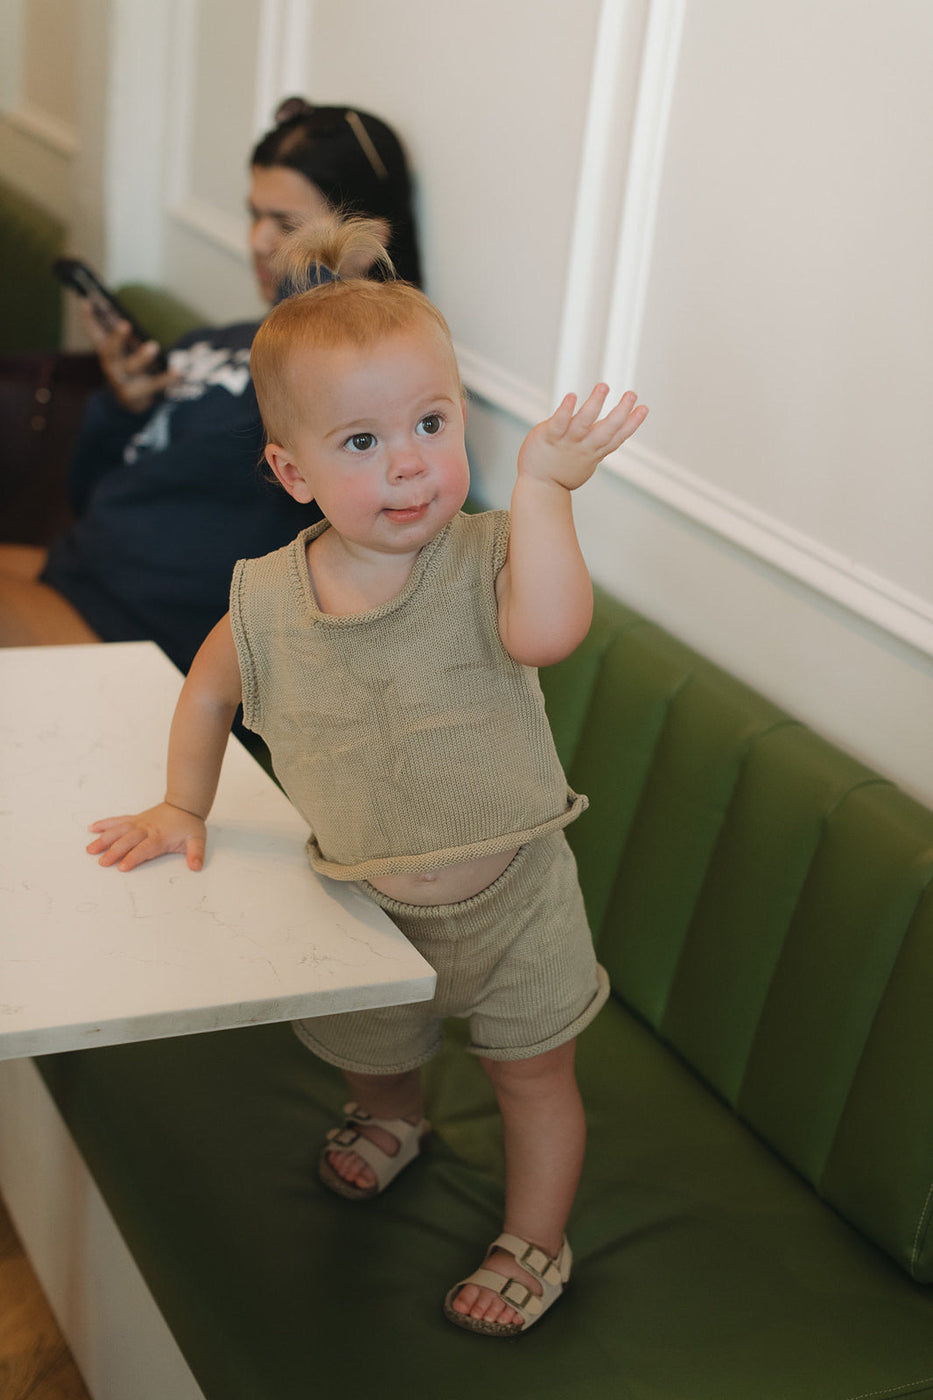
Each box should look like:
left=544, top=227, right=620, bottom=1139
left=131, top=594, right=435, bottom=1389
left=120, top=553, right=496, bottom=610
left=54, top=259, right=168, bottom=371
left=54, top=258, right=175, bottom=412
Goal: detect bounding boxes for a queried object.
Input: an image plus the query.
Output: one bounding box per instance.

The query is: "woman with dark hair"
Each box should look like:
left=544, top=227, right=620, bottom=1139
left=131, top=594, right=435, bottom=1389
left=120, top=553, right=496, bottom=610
left=251, top=99, right=421, bottom=288
left=0, top=100, right=421, bottom=672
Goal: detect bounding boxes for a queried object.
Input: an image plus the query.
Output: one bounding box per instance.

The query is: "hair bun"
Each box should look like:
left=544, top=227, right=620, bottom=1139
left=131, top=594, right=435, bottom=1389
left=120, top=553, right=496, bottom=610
left=274, top=96, right=314, bottom=124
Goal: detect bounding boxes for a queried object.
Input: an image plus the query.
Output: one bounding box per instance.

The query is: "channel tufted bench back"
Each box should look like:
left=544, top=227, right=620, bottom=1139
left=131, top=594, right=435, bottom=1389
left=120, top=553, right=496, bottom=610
left=0, top=176, right=64, bottom=351
left=541, top=587, right=933, bottom=1282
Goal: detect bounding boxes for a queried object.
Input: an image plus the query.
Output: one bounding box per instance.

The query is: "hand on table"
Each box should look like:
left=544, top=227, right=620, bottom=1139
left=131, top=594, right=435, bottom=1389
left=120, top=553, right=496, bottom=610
left=87, top=802, right=206, bottom=872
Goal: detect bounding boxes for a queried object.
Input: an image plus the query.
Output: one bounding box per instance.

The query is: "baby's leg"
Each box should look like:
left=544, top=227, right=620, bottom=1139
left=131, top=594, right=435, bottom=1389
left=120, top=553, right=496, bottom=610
left=450, top=1039, right=584, bottom=1327
left=324, top=1068, right=425, bottom=1191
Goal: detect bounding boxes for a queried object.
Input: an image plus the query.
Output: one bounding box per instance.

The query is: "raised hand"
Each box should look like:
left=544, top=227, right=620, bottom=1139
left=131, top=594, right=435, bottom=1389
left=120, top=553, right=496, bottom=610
left=518, top=385, right=648, bottom=492
left=87, top=802, right=207, bottom=873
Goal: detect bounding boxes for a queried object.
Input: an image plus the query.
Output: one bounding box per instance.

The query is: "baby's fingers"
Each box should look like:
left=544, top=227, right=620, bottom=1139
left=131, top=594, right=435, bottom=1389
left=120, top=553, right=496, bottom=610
left=601, top=393, right=649, bottom=452
left=86, top=817, right=161, bottom=870
left=110, top=834, right=170, bottom=872
left=546, top=392, right=578, bottom=435
left=571, top=382, right=612, bottom=432
left=86, top=815, right=137, bottom=851
left=89, top=826, right=151, bottom=869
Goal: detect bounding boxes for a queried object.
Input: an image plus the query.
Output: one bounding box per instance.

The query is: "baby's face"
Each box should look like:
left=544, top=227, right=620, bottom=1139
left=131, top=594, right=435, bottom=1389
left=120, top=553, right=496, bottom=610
left=268, top=323, right=470, bottom=558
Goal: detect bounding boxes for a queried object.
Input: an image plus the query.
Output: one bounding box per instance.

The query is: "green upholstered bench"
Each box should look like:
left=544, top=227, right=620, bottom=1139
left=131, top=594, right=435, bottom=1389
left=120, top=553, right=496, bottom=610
left=14, top=586, right=933, bottom=1397
left=115, top=282, right=207, bottom=350
left=0, top=176, right=65, bottom=351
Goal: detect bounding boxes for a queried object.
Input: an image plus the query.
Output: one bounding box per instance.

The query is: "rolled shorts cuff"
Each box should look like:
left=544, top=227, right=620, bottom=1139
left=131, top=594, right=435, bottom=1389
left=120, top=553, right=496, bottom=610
left=291, top=1017, right=443, bottom=1076
left=468, top=962, right=610, bottom=1062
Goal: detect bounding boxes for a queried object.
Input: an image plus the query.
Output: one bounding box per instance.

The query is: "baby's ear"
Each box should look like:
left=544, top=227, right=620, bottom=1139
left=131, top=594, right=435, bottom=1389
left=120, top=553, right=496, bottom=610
left=265, top=442, right=314, bottom=504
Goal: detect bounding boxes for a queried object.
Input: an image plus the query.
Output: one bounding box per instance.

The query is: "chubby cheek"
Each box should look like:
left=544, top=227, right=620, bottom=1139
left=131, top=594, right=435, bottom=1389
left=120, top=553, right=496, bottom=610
left=440, top=453, right=471, bottom=509
left=316, top=471, right=381, bottom=527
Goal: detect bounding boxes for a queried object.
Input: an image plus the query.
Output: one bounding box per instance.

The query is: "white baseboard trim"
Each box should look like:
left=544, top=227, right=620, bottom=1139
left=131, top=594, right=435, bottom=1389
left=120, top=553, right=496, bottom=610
left=0, top=1058, right=205, bottom=1400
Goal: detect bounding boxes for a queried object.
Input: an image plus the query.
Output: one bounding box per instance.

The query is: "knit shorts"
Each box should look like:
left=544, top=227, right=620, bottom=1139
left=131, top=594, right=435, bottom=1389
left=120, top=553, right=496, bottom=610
left=293, top=829, right=609, bottom=1074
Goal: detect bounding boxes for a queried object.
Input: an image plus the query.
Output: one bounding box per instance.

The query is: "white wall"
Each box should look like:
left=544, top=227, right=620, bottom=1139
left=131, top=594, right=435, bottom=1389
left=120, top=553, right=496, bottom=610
left=0, top=0, right=81, bottom=220
left=1, top=0, right=930, bottom=804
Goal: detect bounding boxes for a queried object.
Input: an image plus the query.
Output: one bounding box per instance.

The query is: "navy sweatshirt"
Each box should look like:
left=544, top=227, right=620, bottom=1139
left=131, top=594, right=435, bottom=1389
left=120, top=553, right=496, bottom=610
left=42, top=321, right=321, bottom=673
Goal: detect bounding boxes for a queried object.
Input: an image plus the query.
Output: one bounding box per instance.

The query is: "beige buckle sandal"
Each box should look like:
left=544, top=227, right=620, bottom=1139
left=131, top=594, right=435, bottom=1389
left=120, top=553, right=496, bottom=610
left=443, top=1232, right=572, bottom=1336
left=318, top=1101, right=430, bottom=1201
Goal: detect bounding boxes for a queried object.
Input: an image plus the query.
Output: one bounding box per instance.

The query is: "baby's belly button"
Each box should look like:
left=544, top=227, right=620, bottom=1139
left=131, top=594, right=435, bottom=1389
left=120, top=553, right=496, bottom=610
left=370, top=849, right=519, bottom=905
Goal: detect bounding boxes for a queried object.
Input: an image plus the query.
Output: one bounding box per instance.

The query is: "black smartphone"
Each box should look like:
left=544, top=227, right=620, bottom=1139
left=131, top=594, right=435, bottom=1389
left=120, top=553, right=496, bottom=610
left=53, top=257, right=168, bottom=373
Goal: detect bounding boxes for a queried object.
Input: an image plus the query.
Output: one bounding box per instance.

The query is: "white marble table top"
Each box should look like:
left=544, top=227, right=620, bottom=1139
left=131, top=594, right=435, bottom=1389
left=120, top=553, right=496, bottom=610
left=0, top=642, right=435, bottom=1060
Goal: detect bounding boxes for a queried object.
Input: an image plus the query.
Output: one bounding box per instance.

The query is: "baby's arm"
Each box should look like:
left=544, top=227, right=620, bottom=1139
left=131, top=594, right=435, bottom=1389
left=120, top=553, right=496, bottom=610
left=496, top=385, right=647, bottom=666
left=86, top=615, right=242, bottom=872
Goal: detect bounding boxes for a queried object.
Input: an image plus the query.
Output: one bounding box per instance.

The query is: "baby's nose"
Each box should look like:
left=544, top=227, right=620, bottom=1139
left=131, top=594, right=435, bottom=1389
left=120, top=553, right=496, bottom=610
left=388, top=447, right=426, bottom=478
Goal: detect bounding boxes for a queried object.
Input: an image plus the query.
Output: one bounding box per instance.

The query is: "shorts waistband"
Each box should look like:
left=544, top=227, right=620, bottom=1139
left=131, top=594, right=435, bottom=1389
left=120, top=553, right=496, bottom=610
left=360, top=839, right=536, bottom=920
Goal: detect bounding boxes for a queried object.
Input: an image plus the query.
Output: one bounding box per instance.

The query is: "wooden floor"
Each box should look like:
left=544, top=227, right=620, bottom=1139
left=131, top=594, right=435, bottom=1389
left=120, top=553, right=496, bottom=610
left=0, top=1191, right=90, bottom=1400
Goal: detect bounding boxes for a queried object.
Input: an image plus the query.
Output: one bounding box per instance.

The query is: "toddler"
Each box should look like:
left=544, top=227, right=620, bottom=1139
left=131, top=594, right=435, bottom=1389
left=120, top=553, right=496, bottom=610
left=88, top=216, right=648, bottom=1337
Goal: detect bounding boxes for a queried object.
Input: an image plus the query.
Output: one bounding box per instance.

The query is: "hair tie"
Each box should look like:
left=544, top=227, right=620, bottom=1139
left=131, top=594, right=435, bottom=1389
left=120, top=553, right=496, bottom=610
left=274, top=261, right=339, bottom=304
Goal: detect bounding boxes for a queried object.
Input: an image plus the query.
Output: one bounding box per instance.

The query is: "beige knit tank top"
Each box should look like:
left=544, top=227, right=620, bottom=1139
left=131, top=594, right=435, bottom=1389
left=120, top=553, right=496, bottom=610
left=229, top=509, right=587, bottom=882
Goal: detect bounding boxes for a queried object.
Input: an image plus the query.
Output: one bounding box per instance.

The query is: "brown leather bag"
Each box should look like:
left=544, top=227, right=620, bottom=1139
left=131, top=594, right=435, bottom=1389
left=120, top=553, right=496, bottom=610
left=0, top=350, right=103, bottom=545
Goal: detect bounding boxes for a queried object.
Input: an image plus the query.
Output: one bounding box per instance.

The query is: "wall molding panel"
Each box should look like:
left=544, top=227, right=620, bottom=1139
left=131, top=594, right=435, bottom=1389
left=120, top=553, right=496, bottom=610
left=166, top=0, right=310, bottom=266
left=553, top=0, right=648, bottom=399
left=169, top=195, right=251, bottom=263
left=165, top=0, right=247, bottom=264
left=458, top=345, right=551, bottom=429
left=164, top=0, right=198, bottom=227
left=605, top=444, right=933, bottom=659
left=5, top=102, right=78, bottom=156
left=103, top=5, right=175, bottom=283
left=254, top=0, right=312, bottom=133
left=601, top=0, right=685, bottom=392
left=465, top=332, right=933, bottom=660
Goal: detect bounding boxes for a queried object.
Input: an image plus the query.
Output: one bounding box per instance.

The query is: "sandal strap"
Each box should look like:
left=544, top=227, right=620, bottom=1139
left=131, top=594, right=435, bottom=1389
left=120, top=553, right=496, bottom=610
left=464, top=1266, right=545, bottom=1318
left=324, top=1103, right=431, bottom=1190
left=339, top=1101, right=430, bottom=1139
left=444, top=1237, right=573, bottom=1334
left=326, top=1124, right=364, bottom=1148
left=490, top=1232, right=572, bottom=1288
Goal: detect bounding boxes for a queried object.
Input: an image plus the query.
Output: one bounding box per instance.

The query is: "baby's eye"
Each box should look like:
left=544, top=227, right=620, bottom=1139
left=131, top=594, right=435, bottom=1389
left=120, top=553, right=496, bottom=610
left=345, top=432, right=376, bottom=453
left=416, top=413, right=444, bottom=437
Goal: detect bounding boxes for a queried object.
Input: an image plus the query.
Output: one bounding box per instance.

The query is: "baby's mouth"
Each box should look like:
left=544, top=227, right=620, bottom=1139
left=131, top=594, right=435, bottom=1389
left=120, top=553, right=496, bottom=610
left=383, top=503, right=429, bottom=523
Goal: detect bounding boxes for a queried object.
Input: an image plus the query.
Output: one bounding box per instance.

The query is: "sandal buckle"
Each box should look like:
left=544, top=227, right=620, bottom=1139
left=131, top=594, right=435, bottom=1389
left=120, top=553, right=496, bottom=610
left=517, top=1243, right=551, bottom=1278
left=328, top=1126, right=360, bottom=1147
left=500, top=1278, right=533, bottom=1309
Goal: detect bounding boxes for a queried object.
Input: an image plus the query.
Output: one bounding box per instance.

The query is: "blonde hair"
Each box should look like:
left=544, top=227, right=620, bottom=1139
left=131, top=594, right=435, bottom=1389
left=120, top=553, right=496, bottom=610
left=251, top=214, right=460, bottom=446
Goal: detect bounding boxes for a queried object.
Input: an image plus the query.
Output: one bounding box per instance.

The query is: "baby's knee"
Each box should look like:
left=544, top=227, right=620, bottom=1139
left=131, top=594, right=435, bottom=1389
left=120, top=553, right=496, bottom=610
left=480, top=1039, right=578, bottom=1093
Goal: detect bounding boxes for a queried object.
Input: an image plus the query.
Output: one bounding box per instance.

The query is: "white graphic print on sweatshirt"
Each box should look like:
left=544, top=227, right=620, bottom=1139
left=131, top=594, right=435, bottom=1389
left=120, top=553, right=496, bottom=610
left=124, top=339, right=253, bottom=463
